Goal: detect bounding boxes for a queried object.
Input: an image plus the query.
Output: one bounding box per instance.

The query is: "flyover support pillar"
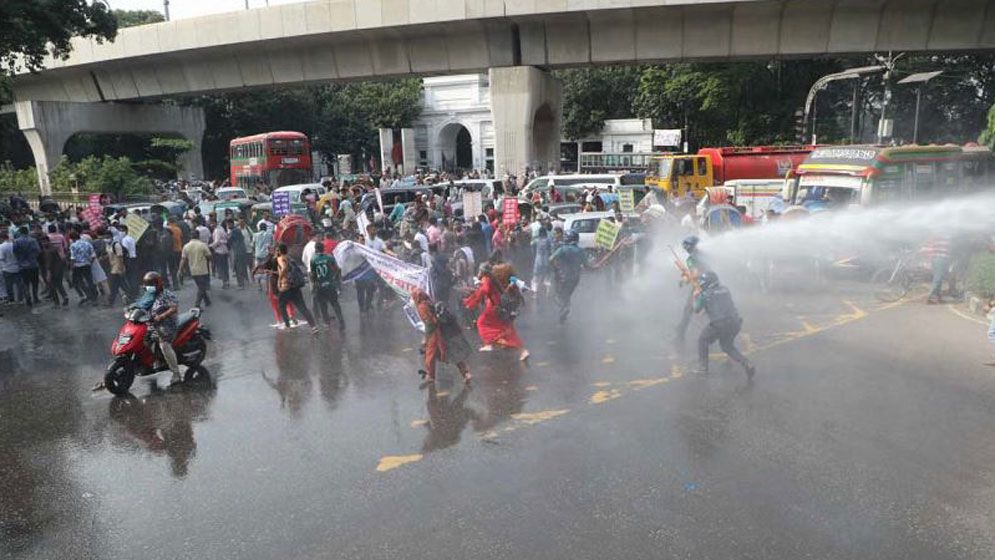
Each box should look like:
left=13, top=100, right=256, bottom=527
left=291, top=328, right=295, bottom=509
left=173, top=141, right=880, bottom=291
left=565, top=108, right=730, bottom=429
left=15, top=100, right=206, bottom=195
left=489, top=66, right=562, bottom=178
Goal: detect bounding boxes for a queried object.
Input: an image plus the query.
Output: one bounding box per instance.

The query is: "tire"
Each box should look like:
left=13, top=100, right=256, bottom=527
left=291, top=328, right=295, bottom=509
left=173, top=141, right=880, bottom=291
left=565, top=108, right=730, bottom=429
left=104, top=357, right=136, bottom=396
left=872, top=267, right=909, bottom=303
left=184, top=364, right=212, bottom=385
left=181, top=335, right=207, bottom=367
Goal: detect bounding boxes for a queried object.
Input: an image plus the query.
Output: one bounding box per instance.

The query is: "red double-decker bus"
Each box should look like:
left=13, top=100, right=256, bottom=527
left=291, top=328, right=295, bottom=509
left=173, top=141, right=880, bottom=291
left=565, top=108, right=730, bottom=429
left=229, top=131, right=312, bottom=189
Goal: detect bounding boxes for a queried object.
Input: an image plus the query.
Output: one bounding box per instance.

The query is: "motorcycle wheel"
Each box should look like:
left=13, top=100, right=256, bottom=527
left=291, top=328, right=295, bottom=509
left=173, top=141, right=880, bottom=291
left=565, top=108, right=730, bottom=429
left=182, top=336, right=207, bottom=367
left=104, top=357, right=136, bottom=396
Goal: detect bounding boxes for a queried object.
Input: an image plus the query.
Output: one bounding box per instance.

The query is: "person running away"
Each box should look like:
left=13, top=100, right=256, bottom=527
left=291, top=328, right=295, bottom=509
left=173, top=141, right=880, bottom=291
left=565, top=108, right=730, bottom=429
left=463, top=262, right=529, bottom=361
left=413, top=288, right=472, bottom=384
left=693, top=270, right=755, bottom=377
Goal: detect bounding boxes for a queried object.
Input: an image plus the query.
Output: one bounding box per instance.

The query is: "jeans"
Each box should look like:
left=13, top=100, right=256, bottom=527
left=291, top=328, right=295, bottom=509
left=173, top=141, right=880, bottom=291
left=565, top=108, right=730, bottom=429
left=21, top=267, right=39, bottom=304
left=930, top=256, right=950, bottom=299
left=108, top=273, right=127, bottom=305
left=49, top=267, right=68, bottom=304
left=278, top=287, right=316, bottom=328
left=312, top=286, right=345, bottom=326
left=554, top=275, right=579, bottom=323
left=192, top=274, right=212, bottom=307
left=214, top=253, right=230, bottom=286
left=3, top=270, right=24, bottom=302
left=232, top=253, right=250, bottom=288
left=356, top=279, right=376, bottom=312
left=698, top=317, right=751, bottom=373
left=72, top=265, right=97, bottom=302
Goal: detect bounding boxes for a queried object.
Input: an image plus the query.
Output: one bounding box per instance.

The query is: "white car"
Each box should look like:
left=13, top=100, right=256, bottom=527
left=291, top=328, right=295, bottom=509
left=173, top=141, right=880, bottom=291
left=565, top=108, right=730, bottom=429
left=560, top=211, right=640, bottom=251
left=216, top=187, right=248, bottom=201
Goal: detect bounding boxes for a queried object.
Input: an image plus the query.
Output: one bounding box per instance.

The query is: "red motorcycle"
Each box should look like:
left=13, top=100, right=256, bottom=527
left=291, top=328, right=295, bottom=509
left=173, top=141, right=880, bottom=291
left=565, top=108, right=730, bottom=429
left=104, top=306, right=211, bottom=395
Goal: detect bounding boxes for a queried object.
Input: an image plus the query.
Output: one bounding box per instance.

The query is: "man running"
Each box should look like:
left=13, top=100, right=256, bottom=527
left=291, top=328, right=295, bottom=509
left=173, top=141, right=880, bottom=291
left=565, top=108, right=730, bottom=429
left=549, top=230, right=589, bottom=323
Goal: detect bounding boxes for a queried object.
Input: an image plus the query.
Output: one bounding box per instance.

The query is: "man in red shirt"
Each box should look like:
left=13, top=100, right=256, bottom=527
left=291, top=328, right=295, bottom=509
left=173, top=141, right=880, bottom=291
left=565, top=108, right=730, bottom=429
left=321, top=231, right=338, bottom=255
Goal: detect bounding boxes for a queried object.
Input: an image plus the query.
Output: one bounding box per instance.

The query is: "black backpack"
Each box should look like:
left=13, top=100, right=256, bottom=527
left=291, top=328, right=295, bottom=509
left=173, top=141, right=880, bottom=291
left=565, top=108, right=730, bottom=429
left=288, top=259, right=307, bottom=289
left=497, top=284, right=523, bottom=323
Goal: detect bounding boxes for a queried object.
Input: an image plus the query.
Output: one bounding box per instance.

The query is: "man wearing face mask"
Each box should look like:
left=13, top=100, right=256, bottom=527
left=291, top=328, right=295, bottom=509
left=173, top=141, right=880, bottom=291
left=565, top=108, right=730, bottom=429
left=141, top=271, right=182, bottom=385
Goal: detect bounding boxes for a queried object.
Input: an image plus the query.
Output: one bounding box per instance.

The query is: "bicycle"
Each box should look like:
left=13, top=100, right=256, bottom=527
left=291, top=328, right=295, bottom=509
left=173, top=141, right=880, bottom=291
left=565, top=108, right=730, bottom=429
left=871, top=249, right=932, bottom=303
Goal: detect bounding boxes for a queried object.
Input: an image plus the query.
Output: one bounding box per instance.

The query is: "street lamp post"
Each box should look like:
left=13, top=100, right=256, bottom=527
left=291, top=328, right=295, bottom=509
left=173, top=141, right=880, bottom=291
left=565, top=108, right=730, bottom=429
left=897, top=71, right=943, bottom=144
left=803, top=65, right=885, bottom=145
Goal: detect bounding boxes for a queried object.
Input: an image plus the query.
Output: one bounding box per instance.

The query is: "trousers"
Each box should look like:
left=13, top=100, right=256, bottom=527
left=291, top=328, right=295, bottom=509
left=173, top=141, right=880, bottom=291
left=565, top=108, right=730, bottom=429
left=698, top=317, right=751, bottom=373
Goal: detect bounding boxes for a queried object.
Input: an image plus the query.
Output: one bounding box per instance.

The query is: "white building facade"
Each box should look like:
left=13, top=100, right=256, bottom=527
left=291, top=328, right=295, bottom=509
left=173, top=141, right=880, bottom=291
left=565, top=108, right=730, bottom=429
left=414, top=74, right=495, bottom=173
left=411, top=74, right=654, bottom=175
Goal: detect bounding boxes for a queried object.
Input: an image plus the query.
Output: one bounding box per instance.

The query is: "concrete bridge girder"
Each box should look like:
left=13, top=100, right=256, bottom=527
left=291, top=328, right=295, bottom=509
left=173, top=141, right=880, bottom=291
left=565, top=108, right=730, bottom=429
left=15, top=101, right=205, bottom=195
left=11, top=0, right=995, bottom=104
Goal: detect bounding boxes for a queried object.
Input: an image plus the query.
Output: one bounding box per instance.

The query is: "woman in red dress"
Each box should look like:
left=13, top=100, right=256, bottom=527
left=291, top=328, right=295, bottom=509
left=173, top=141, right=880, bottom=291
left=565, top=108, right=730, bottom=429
left=463, top=263, right=529, bottom=361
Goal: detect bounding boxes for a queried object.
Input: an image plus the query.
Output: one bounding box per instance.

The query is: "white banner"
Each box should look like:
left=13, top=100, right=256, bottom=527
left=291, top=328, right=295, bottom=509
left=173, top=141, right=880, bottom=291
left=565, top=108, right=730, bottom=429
left=462, top=190, right=483, bottom=219
left=653, top=129, right=682, bottom=147
left=333, top=241, right=432, bottom=302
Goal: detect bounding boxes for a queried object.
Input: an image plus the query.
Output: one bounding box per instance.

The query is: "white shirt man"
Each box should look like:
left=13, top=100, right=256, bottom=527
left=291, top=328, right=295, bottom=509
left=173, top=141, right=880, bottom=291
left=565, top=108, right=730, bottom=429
left=120, top=231, right=137, bottom=259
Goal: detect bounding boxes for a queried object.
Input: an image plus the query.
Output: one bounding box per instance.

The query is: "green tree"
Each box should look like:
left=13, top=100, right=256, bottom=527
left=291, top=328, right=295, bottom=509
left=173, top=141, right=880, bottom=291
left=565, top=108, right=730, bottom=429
left=0, top=0, right=118, bottom=75
left=49, top=156, right=153, bottom=198
left=112, top=9, right=165, bottom=28
left=555, top=66, right=643, bottom=140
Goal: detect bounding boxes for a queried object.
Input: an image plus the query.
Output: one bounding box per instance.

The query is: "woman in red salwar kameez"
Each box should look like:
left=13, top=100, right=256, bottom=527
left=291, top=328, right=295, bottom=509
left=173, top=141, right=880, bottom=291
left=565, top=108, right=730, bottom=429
left=463, top=264, right=530, bottom=361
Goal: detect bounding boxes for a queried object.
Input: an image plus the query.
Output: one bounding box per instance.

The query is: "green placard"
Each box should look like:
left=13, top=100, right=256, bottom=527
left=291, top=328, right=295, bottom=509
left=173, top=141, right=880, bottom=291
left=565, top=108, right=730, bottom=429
left=618, top=190, right=635, bottom=213
left=594, top=219, right=622, bottom=250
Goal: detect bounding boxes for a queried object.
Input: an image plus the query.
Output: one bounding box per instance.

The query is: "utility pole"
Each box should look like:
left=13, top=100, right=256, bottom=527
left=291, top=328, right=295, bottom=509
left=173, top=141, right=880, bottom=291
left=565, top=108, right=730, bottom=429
left=163, top=0, right=170, bottom=21
left=875, top=52, right=904, bottom=144
left=850, top=80, right=860, bottom=143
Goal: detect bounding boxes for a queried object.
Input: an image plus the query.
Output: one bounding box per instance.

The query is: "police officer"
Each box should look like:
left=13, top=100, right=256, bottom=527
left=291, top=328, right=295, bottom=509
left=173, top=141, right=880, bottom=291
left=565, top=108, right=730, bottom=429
left=693, top=270, right=755, bottom=377
left=549, top=230, right=589, bottom=324
left=676, top=235, right=707, bottom=348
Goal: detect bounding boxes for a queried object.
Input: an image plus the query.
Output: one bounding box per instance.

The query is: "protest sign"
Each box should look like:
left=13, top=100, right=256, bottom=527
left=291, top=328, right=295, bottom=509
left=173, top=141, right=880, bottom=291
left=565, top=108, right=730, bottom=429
left=502, top=197, right=520, bottom=226
left=271, top=191, right=292, bottom=216
left=618, top=189, right=635, bottom=213
left=463, top=191, right=482, bottom=219
left=333, top=241, right=432, bottom=303
left=594, top=219, right=622, bottom=250
left=124, top=213, right=150, bottom=241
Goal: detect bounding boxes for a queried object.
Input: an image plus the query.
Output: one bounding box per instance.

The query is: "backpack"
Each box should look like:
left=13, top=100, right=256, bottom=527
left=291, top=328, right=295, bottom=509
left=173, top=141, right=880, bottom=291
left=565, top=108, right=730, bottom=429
left=497, top=283, right=523, bottom=323
left=288, top=259, right=307, bottom=289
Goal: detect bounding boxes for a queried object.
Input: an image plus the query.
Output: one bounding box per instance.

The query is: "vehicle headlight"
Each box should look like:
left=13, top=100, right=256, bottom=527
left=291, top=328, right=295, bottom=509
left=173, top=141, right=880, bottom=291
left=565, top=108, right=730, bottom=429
left=117, top=334, right=133, bottom=344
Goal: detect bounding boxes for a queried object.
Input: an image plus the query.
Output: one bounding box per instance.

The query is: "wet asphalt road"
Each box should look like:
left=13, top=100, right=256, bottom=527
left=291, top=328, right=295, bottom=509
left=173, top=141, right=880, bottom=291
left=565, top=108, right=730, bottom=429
left=1, top=270, right=995, bottom=560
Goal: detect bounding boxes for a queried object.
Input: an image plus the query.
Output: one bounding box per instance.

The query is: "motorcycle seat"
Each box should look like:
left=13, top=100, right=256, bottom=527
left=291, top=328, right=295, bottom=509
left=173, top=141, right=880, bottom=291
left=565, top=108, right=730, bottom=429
left=176, top=311, right=197, bottom=329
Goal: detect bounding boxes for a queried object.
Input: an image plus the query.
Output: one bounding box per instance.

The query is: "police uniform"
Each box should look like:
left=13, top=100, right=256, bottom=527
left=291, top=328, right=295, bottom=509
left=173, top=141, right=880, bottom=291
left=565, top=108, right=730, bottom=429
left=694, top=282, right=753, bottom=376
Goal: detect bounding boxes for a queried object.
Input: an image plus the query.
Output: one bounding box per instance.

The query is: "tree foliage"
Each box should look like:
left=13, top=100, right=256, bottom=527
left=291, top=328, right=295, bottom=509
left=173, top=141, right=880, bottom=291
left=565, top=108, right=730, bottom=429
left=112, top=9, right=165, bottom=28
left=555, top=66, right=643, bottom=140
left=0, top=0, right=117, bottom=75
left=48, top=156, right=153, bottom=198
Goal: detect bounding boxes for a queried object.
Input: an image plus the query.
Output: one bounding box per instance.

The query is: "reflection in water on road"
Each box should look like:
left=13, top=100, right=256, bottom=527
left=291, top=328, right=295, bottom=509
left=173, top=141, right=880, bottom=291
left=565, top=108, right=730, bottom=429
left=263, top=331, right=315, bottom=416
left=107, top=372, right=217, bottom=478
left=421, top=384, right=477, bottom=453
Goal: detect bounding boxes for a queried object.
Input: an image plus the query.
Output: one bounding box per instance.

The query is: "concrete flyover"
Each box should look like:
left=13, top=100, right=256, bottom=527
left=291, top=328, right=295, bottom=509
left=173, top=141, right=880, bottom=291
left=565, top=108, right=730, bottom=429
left=9, top=0, right=995, bottom=191
left=15, top=101, right=206, bottom=194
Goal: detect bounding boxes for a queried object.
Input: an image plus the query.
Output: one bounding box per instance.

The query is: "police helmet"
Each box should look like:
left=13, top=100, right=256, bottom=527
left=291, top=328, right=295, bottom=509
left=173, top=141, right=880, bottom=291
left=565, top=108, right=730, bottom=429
left=698, top=270, right=719, bottom=290
left=682, top=235, right=699, bottom=253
